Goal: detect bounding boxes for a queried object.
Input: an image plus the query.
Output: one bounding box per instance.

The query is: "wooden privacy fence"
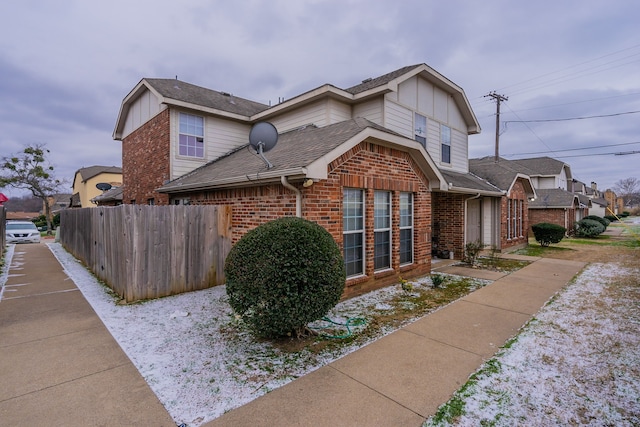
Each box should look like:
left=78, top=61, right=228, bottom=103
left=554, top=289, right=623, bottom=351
left=60, top=204, right=232, bottom=302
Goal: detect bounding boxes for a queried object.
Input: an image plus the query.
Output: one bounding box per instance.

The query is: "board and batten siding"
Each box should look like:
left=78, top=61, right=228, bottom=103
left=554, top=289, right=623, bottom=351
left=383, top=75, right=471, bottom=174
left=122, top=88, right=163, bottom=138
left=169, top=109, right=251, bottom=180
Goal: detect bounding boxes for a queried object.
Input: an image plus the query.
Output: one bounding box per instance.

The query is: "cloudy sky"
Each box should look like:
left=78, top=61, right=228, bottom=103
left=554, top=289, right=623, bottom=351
left=1, top=0, right=639, bottom=199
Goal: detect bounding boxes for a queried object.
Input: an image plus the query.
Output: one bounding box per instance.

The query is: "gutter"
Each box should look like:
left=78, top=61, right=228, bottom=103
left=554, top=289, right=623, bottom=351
left=281, top=176, right=302, bottom=217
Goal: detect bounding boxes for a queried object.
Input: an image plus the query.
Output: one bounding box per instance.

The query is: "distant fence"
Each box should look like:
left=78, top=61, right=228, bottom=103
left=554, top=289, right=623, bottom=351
left=60, top=204, right=232, bottom=302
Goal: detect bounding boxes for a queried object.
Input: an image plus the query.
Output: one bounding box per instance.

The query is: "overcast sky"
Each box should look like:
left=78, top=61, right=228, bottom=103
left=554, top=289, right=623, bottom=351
left=1, top=0, right=639, bottom=199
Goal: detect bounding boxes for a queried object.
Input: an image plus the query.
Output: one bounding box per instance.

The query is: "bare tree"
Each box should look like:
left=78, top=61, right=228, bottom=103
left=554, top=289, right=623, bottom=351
left=0, top=144, right=64, bottom=233
left=613, top=177, right=640, bottom=208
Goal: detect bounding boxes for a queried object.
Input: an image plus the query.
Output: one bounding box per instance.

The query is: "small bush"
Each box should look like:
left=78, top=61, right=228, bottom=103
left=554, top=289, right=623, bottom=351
left=224, top=217, right=345, bottom=338
left=464, top=241, right=483, bottom=266
left=531, top=223, right=566, bottom=247
left=575, top=218, right=605, bottom=237
left=604, top=215, right=618, bottom=223
left=621, top=211, right=630, bottom=217
left=431, top=274, right=446, bottom=288
left=584, top=215, right=610, bottom=229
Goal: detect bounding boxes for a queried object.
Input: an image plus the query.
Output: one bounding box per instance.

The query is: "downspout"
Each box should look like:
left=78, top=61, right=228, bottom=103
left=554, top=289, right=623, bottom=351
left=281, top=176, right=302, bottom=217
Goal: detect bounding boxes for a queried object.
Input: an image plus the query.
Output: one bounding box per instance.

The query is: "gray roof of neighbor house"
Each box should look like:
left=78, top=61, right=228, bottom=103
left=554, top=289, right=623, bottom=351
left=158, top=117, right=445, bottom=194
left=529, top=188, right=579, bottom=209
left=591, top=197, right=609, bottom=207
left=91, top=186, right=123, bottom=204
left=469, top=157, right=536, bottom=195
left=72, top=166, right=122, bottom=188
left=144, top=79, right=270, bottom=117
left=512, top=156, right=572, bottom=179
left=439, top=170, right=503, bottom=195
left=575, top=193, right=592, bottom=208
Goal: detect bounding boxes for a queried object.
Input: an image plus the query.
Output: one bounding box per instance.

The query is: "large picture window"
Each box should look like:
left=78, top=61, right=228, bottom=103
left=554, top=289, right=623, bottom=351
left=374, top=191, right=391, bottom=271
left=179, top=112, right=204, bottom=158
left=441, top=125, right=451, bottom=163
left=343, top=189, right=364, bottom=277
left=399, top=192, right=413, bottom=265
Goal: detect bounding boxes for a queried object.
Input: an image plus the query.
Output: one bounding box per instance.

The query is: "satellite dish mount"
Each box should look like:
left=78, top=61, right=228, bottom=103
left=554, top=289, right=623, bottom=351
left=249, top=122, right=278, bottom=169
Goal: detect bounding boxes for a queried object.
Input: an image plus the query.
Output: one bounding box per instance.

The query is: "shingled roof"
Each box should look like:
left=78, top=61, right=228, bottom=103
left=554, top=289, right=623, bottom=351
left=469, top=156, right=536, bottom=195
left=144, top=79, right=270, bottom=117
left=529, top=188, right=579, bottom=209
left=512, top=156, right=572, bottom=179
left=344, top=64, right=423, bottom=94
left=439, top=170, right=503, bottom=195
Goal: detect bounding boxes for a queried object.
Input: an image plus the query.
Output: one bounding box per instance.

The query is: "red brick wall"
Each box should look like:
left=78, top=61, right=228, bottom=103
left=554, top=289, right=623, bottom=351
left=431, top=192, right=465, bottom=259
left=122, top=109, right=171, bottom=205
left=501, top=179, right=529, bottom=250
left=529, top=208, right=574, bottom=234
left=188, top=141, right=432, bottom=298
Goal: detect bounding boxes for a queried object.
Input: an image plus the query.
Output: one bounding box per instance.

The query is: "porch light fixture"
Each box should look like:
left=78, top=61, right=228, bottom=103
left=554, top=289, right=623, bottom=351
left=303, top=178, right=314, bottom=187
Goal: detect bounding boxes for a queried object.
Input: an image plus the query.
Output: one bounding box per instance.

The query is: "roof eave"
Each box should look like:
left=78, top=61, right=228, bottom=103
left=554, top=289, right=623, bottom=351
left=157, top=167, right=308, bottom=194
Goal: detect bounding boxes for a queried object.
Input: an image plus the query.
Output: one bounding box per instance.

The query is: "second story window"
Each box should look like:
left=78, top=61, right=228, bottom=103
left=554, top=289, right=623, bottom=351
left=441, top=125, right=451, bottom=164
left=414, top=113, right=427, bottom=147
left=179, top=113, right=204, bottom=158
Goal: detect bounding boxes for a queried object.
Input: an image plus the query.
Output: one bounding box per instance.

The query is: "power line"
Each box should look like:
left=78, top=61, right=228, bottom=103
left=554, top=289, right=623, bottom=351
left=504, top=110, right=640, bottom=124
left=504, top=141, right=640, bottom=157
left=555, top=151, right=640, bottom=159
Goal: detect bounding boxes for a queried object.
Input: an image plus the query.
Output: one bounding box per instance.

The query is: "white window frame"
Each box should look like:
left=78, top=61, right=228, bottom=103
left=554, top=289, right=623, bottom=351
left=414, top=113, right=427, bottom=147
left=507, top=199, right=512, bottom=240
left=399, top=192, right=414, bottom=266
left=374, top=191, right=392, bottom=271
left=441, top=124, right=451, bottom=164
left=343, top=188, right=365, bottom=278
left=178, top=112, right=205, bottom=158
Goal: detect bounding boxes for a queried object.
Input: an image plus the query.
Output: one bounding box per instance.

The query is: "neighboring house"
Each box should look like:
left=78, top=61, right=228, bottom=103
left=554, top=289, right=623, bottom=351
left=468, top=157, right=536, bottom=251
left=91, top=186, right=123, bottom=206
left=528, top=188, right=584, bottom=233
left=44, top=193, right=72, bottom=215
left=509, top=156, right=589, bottom=232
left=71, top=166, right=123, bottom=208
left=573, top=180, right=608, bottom=217
left=114, top=64, right=510, bottom=296
left=604, top=189, right=624, bottom=215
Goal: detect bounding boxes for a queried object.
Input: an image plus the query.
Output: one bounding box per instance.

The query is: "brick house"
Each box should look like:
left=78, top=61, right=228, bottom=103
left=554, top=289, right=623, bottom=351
left=114, top=64, right=513, bottom=296
left=528, top=188, right=584, bottom=234
left=468, top=157, right=536, bottom=251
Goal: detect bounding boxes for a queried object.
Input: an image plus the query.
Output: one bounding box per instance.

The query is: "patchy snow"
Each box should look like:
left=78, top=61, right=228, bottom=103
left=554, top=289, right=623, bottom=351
left=45, top=243, right=488, bottom=426
left=425, top=262, right=640, bottom=426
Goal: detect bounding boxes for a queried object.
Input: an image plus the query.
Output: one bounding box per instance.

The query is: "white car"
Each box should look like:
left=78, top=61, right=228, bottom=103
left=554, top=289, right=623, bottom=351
left=5, top=221, right=41, bottom=244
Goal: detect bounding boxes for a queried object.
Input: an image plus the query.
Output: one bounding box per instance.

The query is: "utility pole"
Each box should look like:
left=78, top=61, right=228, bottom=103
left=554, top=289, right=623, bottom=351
left=485, top=92, right=508, bottom=162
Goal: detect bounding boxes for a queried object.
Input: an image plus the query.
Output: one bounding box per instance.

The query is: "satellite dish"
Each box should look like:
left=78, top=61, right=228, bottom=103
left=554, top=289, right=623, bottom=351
left=249, top=122, right=278, bottom=169
left=96, top=182, right=112, bottom=191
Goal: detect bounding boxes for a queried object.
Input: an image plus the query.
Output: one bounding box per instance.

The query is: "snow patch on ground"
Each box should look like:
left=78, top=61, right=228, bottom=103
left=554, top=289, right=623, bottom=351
left=425, top=262, right=640, bottom=426
left=46, top=243, right=487, bottom=426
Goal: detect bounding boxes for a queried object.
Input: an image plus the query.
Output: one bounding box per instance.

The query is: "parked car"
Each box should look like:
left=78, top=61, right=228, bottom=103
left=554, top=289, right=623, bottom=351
left=5, top=221, right=41, bottom=244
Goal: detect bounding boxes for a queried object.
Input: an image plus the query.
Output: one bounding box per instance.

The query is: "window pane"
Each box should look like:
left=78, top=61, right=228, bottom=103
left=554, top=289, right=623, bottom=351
left=374, top=192, right=390, bottom=229
left=343, top=188, right=364, bottom=277
left=400, top=229, right=413, bottom=264
left=441, top=125, right=451, bottom=163
left=415, top=113, right=427, bottom=147
left=441, top=144, right=451, bottom=163
left=400, top=193, right=412, bottom=227
left=344, top=233, right=363, bottom=277
left=179, top=113, right=204, bottom=158
left=374, top=231, right=390, bottom=270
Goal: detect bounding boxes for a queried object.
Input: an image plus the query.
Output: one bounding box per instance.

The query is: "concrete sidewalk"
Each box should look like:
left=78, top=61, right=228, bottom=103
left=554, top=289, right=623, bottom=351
left=0, top=243, right=586, bottom=426
left=205, top=256, right=586, bottom=427
left=0, top=243, right=174, bottom=426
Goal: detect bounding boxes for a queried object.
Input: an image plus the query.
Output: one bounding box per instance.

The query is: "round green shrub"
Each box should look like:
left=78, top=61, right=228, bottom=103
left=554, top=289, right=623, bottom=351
left=575, top=218, right=605, bottom=237
left=584, top=215, right=610, bottom=229
left=224, top=217, right=345, bottom=338
left=604, top=215, right=618, bottom=223
left=531, top=222, right=566, bottom=247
